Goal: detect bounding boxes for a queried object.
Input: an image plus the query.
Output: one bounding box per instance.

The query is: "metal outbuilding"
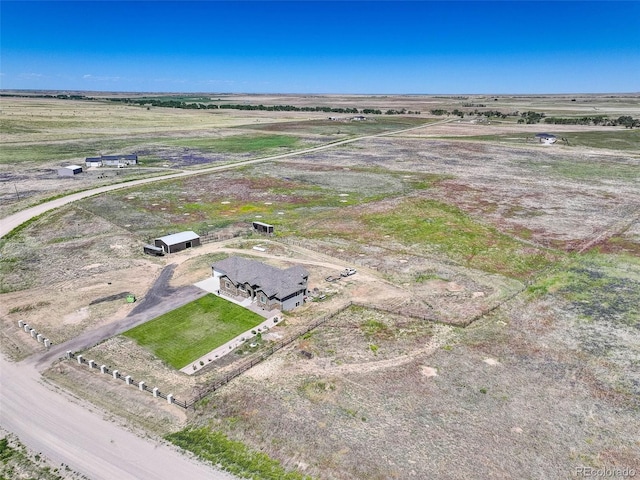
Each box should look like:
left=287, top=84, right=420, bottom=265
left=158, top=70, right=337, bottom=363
left=535, top=133, right=557, bottom=144
left=154, top=231, right=200, bottom=254
left=57, top=165, right=83, bottom=177
left=252, top=221, right=274, bottom=234
left=85, top=157, right=103, bottom=167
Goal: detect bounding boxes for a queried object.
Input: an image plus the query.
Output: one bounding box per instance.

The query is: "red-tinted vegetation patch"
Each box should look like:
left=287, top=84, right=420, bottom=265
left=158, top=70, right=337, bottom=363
left=595, top=236, right=640, bottom=257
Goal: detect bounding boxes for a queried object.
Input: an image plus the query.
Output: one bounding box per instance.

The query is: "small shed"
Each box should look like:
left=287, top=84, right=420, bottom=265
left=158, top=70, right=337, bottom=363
left=154, top=231, right=200, bottom=254
left=252, top=221, right=274, bottom=235
left=143, top=244, right=165, bottom=256
left=535, top=133, right=557, bottom=144
left=57, top=165, right=83, bottom=177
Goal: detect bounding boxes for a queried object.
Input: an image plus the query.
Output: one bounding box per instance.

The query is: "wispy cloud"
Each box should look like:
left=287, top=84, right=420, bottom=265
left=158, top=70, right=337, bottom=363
left=199, top=79, right=237, bottom=86
left=82, top=74, right=121, bottom=82
left=19, top=72, right=45, bottom=79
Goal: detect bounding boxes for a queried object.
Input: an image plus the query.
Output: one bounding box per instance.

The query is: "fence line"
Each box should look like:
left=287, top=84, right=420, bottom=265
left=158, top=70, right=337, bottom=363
left=278, top=237, right=375, bottom=270
left=65, top=301, right=353, bottom=410
left=65, top=292, right=514, bottom=410
left=198, top=229, right=249, bottom=245
left=183, top=301, right=353, bottom=408
left=65, top=352, right=184, bottom=407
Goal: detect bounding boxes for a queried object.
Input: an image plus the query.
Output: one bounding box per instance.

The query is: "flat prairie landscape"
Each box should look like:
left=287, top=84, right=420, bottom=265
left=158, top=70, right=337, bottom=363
left=1, top=93, right=639, bottom=479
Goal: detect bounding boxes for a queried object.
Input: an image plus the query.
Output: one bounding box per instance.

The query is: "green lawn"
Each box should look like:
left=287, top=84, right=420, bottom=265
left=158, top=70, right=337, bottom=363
left=123, top=294, right=264, bottom=369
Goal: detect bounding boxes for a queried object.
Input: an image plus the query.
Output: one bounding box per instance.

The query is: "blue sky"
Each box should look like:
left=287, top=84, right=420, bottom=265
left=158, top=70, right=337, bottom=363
left=1, top=1, right=639, bottom=94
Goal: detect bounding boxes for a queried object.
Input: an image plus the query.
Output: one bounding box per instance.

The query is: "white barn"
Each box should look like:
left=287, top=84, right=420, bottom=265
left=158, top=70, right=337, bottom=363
left=57, top=165, right=83, bottom=177
left=535, top=133, right=557, bottom=145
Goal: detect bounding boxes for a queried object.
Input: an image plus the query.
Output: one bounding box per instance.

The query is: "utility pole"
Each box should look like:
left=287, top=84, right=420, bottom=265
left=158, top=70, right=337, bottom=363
left=14, top=183, right=20, bottom=200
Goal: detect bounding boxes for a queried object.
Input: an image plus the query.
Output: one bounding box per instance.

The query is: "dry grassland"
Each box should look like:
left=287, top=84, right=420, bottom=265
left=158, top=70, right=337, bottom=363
left=1, top=94, right=639, bottom=479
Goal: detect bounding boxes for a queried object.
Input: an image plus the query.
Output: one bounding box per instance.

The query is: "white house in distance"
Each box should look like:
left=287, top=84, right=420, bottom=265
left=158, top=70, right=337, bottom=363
left=535, top=133, right=557, bottom=144
left=85, top=154, right=138, bottom=168
left=57, top=165, right=83, bottom=177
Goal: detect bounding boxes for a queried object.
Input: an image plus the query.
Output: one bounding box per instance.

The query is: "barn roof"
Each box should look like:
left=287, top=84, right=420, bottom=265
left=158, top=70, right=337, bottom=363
left=535, top=133, right=556, bottom=138
left=212, top=256, right=308, bottom=299
left=101, top=154, right=138, bottom=160
left=155, top=231, right=199, bottom=246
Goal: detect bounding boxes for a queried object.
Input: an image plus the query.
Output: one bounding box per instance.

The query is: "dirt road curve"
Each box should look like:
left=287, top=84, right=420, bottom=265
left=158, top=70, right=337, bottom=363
left=0, top=121, right=446, bottom=478
left=0, top=356, right=234, bottom=480
left=0, top=121, right=442, bottom=238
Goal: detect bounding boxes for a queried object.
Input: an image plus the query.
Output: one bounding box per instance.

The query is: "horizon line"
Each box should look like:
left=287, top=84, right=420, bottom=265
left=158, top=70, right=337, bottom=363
left=2, top=89, right=640, bottom=97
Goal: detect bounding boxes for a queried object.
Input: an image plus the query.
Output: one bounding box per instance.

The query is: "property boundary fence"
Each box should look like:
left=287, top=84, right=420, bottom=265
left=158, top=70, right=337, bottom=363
left=16, top=320, right=52, bottom=349
left=65, top=290, right=522, bottom=410
left=65, top=302, right=353, bottom=410
left=183, top=301, right=353, bottom=408
left=278, top=237, right=376, bottom=270
left=198, top=229, right=249, bottom=245
left=66, top=352, right=188, bottom=409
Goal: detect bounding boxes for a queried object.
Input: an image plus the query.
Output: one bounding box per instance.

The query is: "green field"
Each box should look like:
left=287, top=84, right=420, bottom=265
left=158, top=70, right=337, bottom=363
left=362, top=199, right=556, bottom=279
left=123, top=294, right=264, bottom=369
left=0, top=134, right=301, bottom=164
left=166, top=427, right=311, bottom=480
left=166, top=134, right=300, bottom=153
left=245, top=117, right=430, bottom=136
left=436, top=128, right=640, bottom=152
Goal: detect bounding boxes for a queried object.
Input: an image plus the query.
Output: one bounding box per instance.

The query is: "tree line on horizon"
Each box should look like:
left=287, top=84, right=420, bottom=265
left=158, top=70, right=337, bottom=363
left=1, top=93, right=637, bottom=127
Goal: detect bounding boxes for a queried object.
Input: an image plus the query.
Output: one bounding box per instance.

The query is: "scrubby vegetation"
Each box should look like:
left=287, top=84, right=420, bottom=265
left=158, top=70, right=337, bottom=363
left=166, top=427, right=312, bottom=480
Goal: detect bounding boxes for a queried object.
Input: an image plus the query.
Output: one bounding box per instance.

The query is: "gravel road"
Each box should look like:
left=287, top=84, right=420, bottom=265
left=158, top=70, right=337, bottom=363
left=0, top=355, right=234, bottom=480
left=0, top=121, right=443, bottom=239
left=0, top=120, right=445, bottom=478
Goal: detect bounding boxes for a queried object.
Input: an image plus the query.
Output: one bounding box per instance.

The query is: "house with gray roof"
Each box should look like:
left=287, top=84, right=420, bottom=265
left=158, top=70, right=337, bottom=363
left=212, top=256, right=309, bottom=311
left=84, top=154, right=138, bottom=167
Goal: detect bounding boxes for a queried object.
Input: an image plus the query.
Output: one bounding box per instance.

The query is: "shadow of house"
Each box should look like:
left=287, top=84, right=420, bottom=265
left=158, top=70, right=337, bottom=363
left=212, top=256, right=308, bottom=311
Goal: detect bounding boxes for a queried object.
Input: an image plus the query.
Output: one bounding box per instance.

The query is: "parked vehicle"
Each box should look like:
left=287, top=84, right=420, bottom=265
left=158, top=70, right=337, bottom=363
left=340, top=268, right=357, bottom=277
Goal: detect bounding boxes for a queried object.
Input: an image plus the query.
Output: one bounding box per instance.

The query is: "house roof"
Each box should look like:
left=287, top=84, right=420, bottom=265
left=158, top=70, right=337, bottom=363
left=101, top=154, right=138, bottom=160
left=212, top=256, right=308, bottom=299
left=85, top=157, right=102, bottom=162
left=155, top=231, right=199, bottom=246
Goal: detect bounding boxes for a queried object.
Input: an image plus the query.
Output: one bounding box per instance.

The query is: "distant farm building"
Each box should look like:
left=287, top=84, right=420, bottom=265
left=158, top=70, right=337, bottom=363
left=535, top=133, right=557, bottom=144
left=57, top=165, right=83, bottom=177
left=212, top=256, right=309, bottom=311
left=85, top=157, right=103, bottom=168
left=154, top=231, right=200, bottom=254
left=252, top=221, right=274, bottom=234
left=85, top=154, right=138, bottom=168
